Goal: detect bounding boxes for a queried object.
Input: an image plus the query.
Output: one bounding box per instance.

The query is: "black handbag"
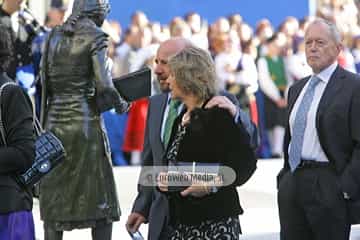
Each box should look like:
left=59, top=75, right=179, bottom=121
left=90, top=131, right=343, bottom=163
left=0, top=82, right=66, bottom=187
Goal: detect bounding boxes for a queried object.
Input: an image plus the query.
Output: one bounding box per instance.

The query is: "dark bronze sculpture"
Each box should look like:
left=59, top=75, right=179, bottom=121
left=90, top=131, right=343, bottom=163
left=39, top=0, right=128, bottom=239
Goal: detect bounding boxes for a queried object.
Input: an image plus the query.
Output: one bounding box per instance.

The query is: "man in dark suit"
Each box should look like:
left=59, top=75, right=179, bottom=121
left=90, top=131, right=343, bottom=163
left=125, top=37, right=258, bottom=240
left=277, top=18, right=360, bottom=240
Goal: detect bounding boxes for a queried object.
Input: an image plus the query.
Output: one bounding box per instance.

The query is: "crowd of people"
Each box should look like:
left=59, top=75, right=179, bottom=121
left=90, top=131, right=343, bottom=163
left=2, top=0, right=360, bottom=162
left=94, top=0, right=360, bottom=160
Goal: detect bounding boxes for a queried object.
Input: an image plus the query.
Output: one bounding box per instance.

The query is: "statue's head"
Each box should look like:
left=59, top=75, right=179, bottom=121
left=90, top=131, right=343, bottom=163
left=71, top=0, right=110, bottom=27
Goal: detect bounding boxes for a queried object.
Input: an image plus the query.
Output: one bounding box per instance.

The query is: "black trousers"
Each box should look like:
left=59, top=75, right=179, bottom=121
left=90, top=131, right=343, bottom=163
left=277, top=166, right=350, bottom=240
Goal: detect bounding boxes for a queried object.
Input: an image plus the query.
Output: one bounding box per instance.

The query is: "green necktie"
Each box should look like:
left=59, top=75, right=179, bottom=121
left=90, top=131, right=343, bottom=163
left=163, top=99, right=180, bottom=147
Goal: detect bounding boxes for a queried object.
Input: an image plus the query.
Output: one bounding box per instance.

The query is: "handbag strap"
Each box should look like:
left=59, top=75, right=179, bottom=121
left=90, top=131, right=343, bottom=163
left=0, top=82, right=43, bottom=147
left=0, top=82, right=18, bottom=146
left=20, top=86, right=43, bottom=136
left=34, top=117, right=43, bottom=135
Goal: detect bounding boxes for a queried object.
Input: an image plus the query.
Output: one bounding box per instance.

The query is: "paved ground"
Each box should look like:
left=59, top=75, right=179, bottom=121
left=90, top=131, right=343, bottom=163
left=32, top=159, right=360, bottom=239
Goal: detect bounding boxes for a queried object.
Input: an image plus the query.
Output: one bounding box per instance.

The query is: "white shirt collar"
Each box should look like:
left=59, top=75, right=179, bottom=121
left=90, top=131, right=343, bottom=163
left=315, top=61, right=338, bottom=83
left=167, top=93, right=172, bottom=105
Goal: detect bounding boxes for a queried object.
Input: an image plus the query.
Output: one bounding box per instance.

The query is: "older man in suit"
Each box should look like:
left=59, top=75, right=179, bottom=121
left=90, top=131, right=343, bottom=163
left=277, top=18, right=360, bottom=240
left=126, top=37, right=258, bottom=240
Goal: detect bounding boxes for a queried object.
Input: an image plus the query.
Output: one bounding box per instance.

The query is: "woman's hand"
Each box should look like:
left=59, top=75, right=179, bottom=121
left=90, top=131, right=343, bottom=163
left=181, top=176, right=223, bottom=198
left=180, top=181, right=210, bottom=198
left=157, top=172, right=169, bottom=192
left=205, top=96, right=237, bottom=117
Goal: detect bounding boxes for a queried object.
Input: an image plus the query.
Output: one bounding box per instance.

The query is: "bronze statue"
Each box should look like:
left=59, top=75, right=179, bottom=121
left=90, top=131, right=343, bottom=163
left=39, top=0, right=129, bottom=239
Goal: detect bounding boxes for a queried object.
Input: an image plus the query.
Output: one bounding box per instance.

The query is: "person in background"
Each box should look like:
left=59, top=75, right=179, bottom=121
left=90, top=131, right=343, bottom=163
left=286, top=36, right=312, bottom=82
left=45, top=7, right=65, bottom=28
left=116, top=25, right=142, bottom=77
left=101, top=20, right=128, bottom=166
left=337, top=31, right=356, bottom=73
left=0, top=0, right=25, bottom=78
left=351, top=34, right=360, bottom=73
left=254, top=18, right=274, bottom=58
left=169, top=17, right=192, bottom=39
left=131, top=11, right=149, bottom=29
left=0, top=24, right=36, bottom=240
left=184, top=12, right=208, bottom=49
left=32, top=7, right=65, bottom=118
left=257, top=34, right=289, bottom=158
left=0, top=0, right=38, bottom=97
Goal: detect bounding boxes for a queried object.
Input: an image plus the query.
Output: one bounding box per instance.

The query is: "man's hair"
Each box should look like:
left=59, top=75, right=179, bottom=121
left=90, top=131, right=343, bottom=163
left=168, top=46, right=217, bottom=102
left=0, top=24, right=13, bottom=73
left=310, top=18, right=342, bottom=44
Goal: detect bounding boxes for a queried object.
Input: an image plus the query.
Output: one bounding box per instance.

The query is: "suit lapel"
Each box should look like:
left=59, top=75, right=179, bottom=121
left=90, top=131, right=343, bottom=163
left=315, top=66, right=345, bottom=130
left=152, top=93, right=168, bottom=155
left=288, top=77, right=309, bottom=115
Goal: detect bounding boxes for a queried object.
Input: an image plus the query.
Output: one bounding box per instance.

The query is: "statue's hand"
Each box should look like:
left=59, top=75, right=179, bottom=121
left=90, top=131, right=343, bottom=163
left=114, top=93, right=130, bottom=114
left=96, top=87, right=130, bottom=114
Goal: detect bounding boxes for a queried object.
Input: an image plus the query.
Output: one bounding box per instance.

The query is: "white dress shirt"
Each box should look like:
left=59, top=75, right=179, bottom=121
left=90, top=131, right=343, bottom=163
left=289, top=61, right=338, bottom=162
